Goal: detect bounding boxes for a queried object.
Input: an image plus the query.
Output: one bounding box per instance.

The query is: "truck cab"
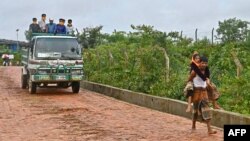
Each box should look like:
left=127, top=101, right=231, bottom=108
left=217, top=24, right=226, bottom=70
left=21, top=33, right=83, bottom=94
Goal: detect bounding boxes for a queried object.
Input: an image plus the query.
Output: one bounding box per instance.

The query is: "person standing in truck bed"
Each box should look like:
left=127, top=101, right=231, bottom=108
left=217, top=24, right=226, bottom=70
left=55, top=18, right=66, bottom=34
left=46, top=18, right=56, bottom=33
left=66, top=19, right=75, bottom=35
left=38, top=14, right=47, bottom=32
left=29, top=18, right=41, bottom=33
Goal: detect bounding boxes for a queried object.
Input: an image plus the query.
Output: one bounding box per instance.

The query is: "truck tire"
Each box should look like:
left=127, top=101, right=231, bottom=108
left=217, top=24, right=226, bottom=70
left=72, top=82, right=80, bottom=93
left=21, top=74, right=28, bottom=89
left=29, top=81, right=37, bottom=94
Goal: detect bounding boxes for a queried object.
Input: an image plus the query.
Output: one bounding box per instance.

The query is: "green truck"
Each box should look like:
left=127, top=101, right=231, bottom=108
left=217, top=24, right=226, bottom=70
left=21, top=33, right=83, bottom=94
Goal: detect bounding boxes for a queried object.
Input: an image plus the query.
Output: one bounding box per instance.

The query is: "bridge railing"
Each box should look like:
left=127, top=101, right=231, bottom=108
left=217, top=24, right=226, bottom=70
left=81, top=81, right=250, bottom=129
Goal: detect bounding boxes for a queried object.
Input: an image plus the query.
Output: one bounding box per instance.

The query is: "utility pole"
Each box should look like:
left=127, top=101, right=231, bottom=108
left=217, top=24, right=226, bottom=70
left=246, top=30, right=249, bottom=42
left=16, top=29, right=19, bottom=50
left=212, top=28, right=214, bottom=46
left=195, top=28, right=198, bottom=42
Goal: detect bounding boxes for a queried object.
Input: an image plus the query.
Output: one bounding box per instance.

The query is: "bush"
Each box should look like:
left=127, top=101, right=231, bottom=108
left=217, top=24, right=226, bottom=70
left=82, top=28, right=250, bottom=115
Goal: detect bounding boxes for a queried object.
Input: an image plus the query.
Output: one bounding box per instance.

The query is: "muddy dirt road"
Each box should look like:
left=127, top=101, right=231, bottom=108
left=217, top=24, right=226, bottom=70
left=0, top=67, right=223, bottom=141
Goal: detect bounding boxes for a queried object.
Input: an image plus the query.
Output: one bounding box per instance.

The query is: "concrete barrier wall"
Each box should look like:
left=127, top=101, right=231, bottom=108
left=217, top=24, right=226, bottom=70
left=81, top=81, right=250, bottom=128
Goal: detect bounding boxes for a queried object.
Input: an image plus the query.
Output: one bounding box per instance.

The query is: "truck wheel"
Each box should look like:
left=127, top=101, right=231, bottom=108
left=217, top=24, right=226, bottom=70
left=21, top=74, right=28, bottom=89
left=72, top=82, right=80, bottom=93
left=29, top=81, right=37, bottom=94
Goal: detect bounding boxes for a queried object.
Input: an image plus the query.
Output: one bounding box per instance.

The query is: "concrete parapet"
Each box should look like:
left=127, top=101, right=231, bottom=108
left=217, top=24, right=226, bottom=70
left=81, top=81, right=250, bottom=128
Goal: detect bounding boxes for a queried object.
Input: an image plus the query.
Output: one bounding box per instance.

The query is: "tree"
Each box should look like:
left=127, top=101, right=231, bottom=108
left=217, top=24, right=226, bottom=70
left=25, top=30, right=32, bottom=41
left=216, top=18, right=249, bottom=43
left=105, top=30, right=127, bottom=43
left=79, top=26, right=103, bottom=48
left=0, top=45, right=11, bottom=54
left=168, top=31, right=181, bottom=40
left=130, top=24, right=167, bottom=47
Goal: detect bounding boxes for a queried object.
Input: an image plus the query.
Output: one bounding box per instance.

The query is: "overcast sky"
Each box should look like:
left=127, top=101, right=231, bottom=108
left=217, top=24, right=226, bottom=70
left=1, top=0, right=250, bottom=41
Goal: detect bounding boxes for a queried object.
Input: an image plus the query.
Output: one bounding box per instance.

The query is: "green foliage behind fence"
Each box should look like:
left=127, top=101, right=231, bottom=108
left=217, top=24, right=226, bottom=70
left=83, top=35, right=250, bottom=116
left=13, top=17, right=250, bottom=115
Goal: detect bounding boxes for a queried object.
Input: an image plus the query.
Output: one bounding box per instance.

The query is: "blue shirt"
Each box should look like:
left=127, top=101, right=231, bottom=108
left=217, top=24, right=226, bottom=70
left=55, top=24, right=66, bottom=34
left=46, top=23, right=56, bottom=33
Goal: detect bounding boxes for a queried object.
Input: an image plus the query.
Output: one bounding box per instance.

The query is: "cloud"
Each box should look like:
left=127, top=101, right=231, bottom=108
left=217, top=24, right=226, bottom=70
left=0, top=0, right=250, bottom=41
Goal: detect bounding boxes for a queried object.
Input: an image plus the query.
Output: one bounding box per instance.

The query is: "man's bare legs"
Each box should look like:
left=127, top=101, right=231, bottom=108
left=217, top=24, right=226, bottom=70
left=192, top=113, right=216, bottom=134
left=192, top=113, right=197, bottom=130
left=206, top=120, right=217, bottom=134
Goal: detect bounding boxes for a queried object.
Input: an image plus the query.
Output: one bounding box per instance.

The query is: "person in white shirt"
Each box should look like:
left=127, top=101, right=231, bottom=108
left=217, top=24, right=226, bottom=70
left=187, top=56, right=217, bottom=135
left=66, top=19, right=74, bottom=35
left=38, top=14, right=47, bottom=32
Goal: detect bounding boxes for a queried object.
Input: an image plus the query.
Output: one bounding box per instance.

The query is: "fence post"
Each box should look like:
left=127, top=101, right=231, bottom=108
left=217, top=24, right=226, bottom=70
left=96, top=51, right=100, bottom=70
left=155, top=46, right=170, bottom=83
left=231, top=51, right=243, bottom=78
left=124, top=50, right=128, bottom=68
left=212, top=28, right=214, bottom=46
left=195, top=28, right=198, bottom=42
left=108, top=50, right=113, bottom=67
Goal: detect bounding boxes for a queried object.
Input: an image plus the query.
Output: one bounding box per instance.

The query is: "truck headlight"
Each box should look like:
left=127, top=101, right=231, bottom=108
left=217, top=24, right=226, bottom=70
left=65, top=69, right=70, bottom=73
left=52, top=69, right=57, bottom=73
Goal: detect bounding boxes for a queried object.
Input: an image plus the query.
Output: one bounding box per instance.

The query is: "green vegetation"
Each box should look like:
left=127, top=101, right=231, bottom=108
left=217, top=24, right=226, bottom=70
left=80, top=18, right=250, bottom=115
left=216, top=18, right=249, bottom=43
left=0, top=45, right=21, bottom=65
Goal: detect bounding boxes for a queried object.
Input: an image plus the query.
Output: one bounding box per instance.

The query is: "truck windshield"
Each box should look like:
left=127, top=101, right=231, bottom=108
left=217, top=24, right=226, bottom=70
left=34, top=38, right=82, bottom=60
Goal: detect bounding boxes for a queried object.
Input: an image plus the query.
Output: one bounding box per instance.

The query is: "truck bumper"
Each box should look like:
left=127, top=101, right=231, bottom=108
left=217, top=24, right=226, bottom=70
left=31, top=75, right=83, bottom=82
